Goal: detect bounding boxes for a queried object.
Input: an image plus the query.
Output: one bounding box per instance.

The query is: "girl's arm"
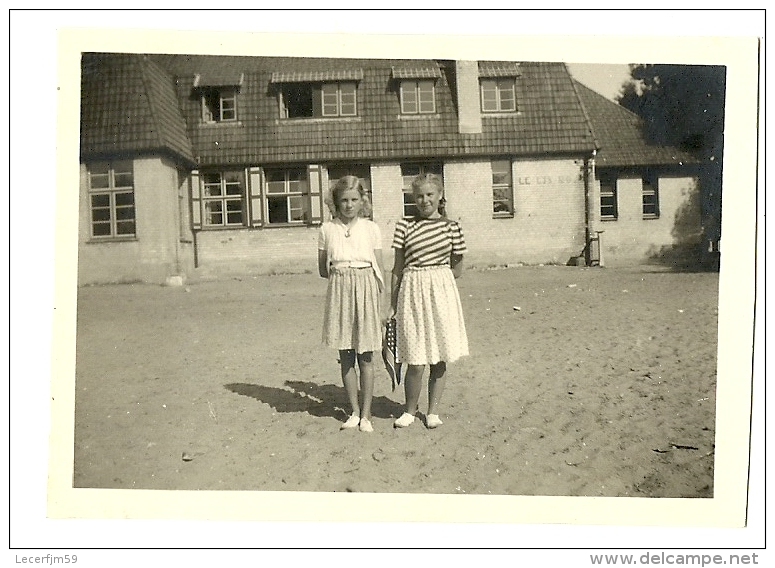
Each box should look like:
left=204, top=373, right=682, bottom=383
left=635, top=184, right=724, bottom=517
left=390, top=248, right=405, bottom=315
left=318, top=249, right=329, bottom=278
left=450, top=254, right=464, bottom=279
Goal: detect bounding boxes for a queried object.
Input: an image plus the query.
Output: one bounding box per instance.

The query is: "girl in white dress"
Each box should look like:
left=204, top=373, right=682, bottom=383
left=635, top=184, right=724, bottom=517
left=389, top=174, right=469, bottom=429
left=318, top=176, right=384, bottom=432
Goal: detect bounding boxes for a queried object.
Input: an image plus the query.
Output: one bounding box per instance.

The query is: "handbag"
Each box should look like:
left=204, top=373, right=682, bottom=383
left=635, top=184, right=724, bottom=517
left=382, top=317, right=402, bottom=391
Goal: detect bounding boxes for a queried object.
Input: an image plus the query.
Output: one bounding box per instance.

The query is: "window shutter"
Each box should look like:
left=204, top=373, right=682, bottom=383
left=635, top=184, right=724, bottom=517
left=308, top=164, right=323, bottom=224
left=190, top=170, right=202, bottom=230
left=312, top=85, right=323, bottom=117
left=248, top=166, right=264, bottom=227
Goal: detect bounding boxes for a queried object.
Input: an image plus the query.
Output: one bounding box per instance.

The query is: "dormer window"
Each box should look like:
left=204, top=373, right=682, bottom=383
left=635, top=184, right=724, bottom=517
left=193, top=72, right=244, bottom=123
left=270, top=70, right=363, bottom=119
left=201, top=87, right=237, bottom=122
left=392, top=62, right=441, bottom=115
left=399, top=80, right=436, bottom=114
left=478, top=61, right=520, bottom=114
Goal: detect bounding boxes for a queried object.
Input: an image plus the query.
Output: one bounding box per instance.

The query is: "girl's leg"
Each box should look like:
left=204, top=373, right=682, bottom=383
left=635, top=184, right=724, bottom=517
left=340, top=349, right=360, bottom=427
left=394, top=364, right=424, bottom=428
left=427, top=361, right=447, bottom=417
left=403, top=364, right=425, bottom=415
left=356, top=351, right=374, bottom=421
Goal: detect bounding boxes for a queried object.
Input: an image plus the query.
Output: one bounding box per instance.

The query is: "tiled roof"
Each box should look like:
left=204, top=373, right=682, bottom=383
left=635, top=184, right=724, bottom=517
left=478, top=61, right=521, bottom=77
left=80, top=53, right=194, bottom=163
left=391, top=61, right=442, bottom=79
left=147, top=55, right=597, bottom=167
left=572, top=79, right=698, bottom=168
left=270, top=69, right=364, bottom=83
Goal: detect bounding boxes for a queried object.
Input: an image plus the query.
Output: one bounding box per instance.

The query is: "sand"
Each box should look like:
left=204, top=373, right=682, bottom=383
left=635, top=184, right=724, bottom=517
left=72, top=265, right=718, bottom=498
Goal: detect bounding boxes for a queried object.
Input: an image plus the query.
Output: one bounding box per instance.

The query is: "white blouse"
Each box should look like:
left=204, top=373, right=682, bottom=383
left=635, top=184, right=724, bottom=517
left=318, top=218, right=384, bottom=289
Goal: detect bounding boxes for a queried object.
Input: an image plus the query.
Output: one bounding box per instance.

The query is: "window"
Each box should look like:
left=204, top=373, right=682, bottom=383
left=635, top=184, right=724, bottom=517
left=480, top=78, right=516, bottom=113
left=401, top=162, right=443, bottom=218
left=201, top=171, right=246, bottom=227
left=400, top=80, right=436, bottom=114
left=265, top=168, right=310, bottom=224
left=201, top=87, right=237, bottom=122
left=327, top=165, right=372, bottom=218
left=280, top=82, right=357, bottom=118
left=88, top=161, right=135, bottom=238
left=599, top=175, right=618, bottom=220
left=491, top=160, right=514, bottom=217
left=642, top=174, right=660, bottom=218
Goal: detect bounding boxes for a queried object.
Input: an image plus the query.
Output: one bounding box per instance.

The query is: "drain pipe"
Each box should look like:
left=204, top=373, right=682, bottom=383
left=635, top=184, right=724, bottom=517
left=583, top=151, right=596, bottom=266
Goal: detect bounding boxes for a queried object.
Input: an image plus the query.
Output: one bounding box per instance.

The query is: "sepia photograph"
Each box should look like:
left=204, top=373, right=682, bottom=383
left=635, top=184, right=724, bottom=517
left=10, top=9, right=762, bottom=554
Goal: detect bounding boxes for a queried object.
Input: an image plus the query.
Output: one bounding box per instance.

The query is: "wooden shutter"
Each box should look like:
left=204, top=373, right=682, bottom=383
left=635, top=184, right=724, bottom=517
left=312, top=84, right=323, bottom=117
left=190, top=170, right=202, bottom=230
left=308, top=164, right=323, bottom=224
left=248, top=166, right=264, bottom=227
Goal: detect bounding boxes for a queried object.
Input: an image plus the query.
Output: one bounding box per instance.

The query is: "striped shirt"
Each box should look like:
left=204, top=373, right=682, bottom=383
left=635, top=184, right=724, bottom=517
left=392, top=217, right=467, bottom=268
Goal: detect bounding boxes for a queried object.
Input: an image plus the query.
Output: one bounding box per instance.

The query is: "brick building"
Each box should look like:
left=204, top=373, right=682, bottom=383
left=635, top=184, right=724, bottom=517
left=79, top=53, right=701, bottom=285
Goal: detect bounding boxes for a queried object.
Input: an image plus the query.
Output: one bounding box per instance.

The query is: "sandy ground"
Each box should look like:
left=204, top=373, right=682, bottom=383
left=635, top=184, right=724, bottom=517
left=72, top=265, right=718, bottom=498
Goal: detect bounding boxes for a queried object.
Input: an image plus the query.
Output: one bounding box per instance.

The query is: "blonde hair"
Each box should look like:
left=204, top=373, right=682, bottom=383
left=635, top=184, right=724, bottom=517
left=411, top=173, right=447, bottom=218
left=326, top=175, right=372, bottom=217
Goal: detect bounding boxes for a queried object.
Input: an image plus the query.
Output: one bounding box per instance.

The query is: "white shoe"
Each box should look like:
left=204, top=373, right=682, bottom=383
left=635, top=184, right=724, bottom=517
left=393, top=412, right=416, bottom=428
left=359, top=418, right=374, bottom=433
left=426, top=414, right=443, bottom=429
left=341, top=414, right=360, bottom=429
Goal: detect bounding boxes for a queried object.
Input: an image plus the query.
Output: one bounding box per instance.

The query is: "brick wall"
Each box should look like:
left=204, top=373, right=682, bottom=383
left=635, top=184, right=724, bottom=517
left=78, top=157, right=195, bottom=284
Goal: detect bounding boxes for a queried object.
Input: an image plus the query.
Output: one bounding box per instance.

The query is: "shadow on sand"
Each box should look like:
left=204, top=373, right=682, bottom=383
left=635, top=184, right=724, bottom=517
left=225, top=379, right=404, bottom=421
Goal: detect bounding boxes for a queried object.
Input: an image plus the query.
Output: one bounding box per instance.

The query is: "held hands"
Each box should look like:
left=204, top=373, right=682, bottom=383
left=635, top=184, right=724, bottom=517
left=382, top=305, right=396, bottom=326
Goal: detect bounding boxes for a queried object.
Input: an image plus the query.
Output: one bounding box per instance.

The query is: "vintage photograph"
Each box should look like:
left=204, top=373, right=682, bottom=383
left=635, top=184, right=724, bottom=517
left=29, top=14, right=760, bottom=540
left=72, top=51, right=723, bottom=500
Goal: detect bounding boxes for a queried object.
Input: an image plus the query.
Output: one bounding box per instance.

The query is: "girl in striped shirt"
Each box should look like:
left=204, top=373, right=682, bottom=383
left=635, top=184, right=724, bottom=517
left=389, top=174, right=469, bottom=429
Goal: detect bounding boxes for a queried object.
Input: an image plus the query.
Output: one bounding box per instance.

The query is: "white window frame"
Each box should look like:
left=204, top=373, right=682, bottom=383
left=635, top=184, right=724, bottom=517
left=264, top=168, right=311, bottom=224
left=491, top=159, right=514, bottom=218
left=480, top=78, right=517, bottom=113
left=88, top=160, right=136, bottom=239
left=399, top=79, right=436, bottom=114
left=201, top=87, right=238, bottom=123
left=322, top=82, right=357, bottom=117
left=642, top=175, right=660, bottom=219
left=201, top=170, right=246, bottom=227
left=599, top=176, right=618, bottom=220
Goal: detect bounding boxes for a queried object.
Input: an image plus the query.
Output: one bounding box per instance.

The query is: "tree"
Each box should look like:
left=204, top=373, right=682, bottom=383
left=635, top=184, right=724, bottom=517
left=617, top=64, right=726, bottom=246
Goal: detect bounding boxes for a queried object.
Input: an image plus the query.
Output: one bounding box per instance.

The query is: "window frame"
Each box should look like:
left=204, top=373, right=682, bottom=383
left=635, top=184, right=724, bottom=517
left=87, top=160, right=136, bottom=239
left=200, top=170, right=247, bottom=228
left=642, top=174, right=660, bottom=219
left=280, top=81, right=358, bottom=119
left=263, top=167, right=312, bottom=225
left=599, top=175, right=619, bottom=220
left=480, top=77, right=517, bottom=113
left=400, top=162, right=443, bottom=218
left=491, top=159, right=515, bottom=218
left=201, top=87, right=238, bottom=123
left=399, top=79, right=436, bottom=115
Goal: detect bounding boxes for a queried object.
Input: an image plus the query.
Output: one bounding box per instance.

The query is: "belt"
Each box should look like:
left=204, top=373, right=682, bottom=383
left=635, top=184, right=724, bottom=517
left=332, top=261, right=372, bottom=269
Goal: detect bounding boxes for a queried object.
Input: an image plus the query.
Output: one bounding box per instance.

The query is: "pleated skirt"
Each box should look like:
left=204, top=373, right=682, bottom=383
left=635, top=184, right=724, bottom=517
left=396, top=266, right=469, bottom=365
left=322, top=267, right=383, bottom=354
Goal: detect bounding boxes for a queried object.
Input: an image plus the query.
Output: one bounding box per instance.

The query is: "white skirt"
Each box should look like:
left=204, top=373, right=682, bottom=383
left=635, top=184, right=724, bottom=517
left=396, top=266, right=469, bottom=365
left=322, top=266, right=382, bottom=354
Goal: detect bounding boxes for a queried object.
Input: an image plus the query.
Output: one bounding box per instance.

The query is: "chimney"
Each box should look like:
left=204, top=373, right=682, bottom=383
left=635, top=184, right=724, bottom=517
left=455, top=61, right=482, bottom=134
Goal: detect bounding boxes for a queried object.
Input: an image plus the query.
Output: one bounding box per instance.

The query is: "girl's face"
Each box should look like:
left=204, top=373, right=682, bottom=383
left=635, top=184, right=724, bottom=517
left=413, top=183, right=442, bottom=218
left=336, top=188, right=362, bottom=220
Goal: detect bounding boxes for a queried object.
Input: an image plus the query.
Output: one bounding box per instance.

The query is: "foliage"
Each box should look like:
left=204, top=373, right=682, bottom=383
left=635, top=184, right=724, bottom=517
left=617, top=64, right=726, bottom=242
